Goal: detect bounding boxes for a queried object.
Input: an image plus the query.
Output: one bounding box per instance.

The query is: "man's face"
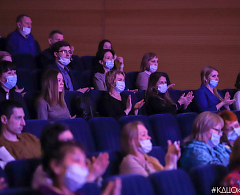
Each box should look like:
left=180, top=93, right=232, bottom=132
left=3, top=108, right=25, bottom=135
left=54, top=46, right=72, bottom=60
left=17, top=16, right=32, bottom=30
left=49, top=33, right=64, bottom=45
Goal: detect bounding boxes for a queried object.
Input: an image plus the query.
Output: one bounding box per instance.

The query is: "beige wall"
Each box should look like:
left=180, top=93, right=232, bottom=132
left=1, top=0, right=240, bottom=90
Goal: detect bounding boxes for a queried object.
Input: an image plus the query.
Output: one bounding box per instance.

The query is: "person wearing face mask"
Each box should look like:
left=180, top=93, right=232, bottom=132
left=179, top=111, right=231, bottom=172
left=39, top=141, right=121, bottom=195
left=120, top=121, right=180, bottom=177
left=195, top=66, right=236, bottom=113
left=136, top=52, right=171, bottom=91
left=218, top=110, right=240, bottom=149
left=46, top=41, right=89, bottom=93
left=7, top=14, right=39, bottom=56
left=0, top=61, right=29, bottom=119
left=97, top=70, right=144, bottom=119
left=145, top=72, right=194, bottom=115
left=93, top=49, right=117, bottom=91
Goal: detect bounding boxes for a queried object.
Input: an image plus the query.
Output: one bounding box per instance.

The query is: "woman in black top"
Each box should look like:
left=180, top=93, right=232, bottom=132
left=97, top=69, right=144, bottom=119
left=146, top=72, right=194, bottom=115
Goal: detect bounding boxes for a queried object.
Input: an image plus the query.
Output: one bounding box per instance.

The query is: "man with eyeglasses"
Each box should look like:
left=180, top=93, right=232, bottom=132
left=46, top=41, right=89, bottom=93
left=219, top=110, right=240, bottom=149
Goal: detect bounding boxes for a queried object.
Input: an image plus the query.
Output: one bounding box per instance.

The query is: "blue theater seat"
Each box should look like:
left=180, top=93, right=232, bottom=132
left=23, top=119, right=50, bottom=138
left=189, top=164, right=229, bottom=195
left=17, top=69, right=34, bottom=92
left=135, top=90, right=147, bottom=115
left=125, top=71, right=139, bottom=90
left=24, top=91, right=41, bottom=119
left=88, top=117, right=121, bottom=152
left=121, top=90, right=138, bottom=107
left=168, top=89, right=183, bottom=103
left=64, top=91, right=82, bottom=116
left=72, top=70, right=94, bottom=89
left=79, top=55, right=95, bottom=72
left=176, top=112, right=198, bottom=140
left=118, top=115, right=156, bottom=145
left=5, top=158, right=41, bottom=188
left=77, top=182, right=101, bottom=195
left=103, top=174, right=155, bottom=195
left=148, top=114, right=182, bottom=147
left=233, top=110, right=240, bottom=122
left=149, top=169, right=196, bottom=195
left=148, top=146, right=166, bottom=166
left=12, top=53, right=37, bottom=70
left=55, top=118, right=96, bottom=153
left=0, top=167, right=5, bottom=179
left=0, top=188, right=38, bottom=195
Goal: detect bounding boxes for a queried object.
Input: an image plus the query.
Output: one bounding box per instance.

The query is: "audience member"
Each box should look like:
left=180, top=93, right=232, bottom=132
left=0, top=51, right=12, bottom=62
left=221, top=136, right=240, bottom=190
left=179, top=111, right=231, bottom=171
left=120, top=121, right=180, bottom=176
left=0, top=100, right=41, bottom=168
left=37, top=69, right=74, bottom=121
left=93, top=49, right=117, bottom=91
left=233, top=72, right=240, bottom=110
left=46, top=41, right=89, bottom=93
left=38, top=140, right=120, bottom=194
left=195, top=66, right=236, bottom=112
left=136, top=52, right=170, bottom=90
left=145, top=72, right=194, bottom=115
left=7, top=14, right=39, bottom=56
left=97, top=70, right=144, bottom=119
left=0, top=61, right=29, bottom=119
left=218, top=110, right=240, bottom=149
left=32, top=123, right=110, bottom=189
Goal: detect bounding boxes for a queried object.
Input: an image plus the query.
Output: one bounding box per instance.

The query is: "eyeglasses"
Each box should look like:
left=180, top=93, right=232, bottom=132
left=58, top=50, right=73, bottom=54
left=212, top=128, right=223, bottom=134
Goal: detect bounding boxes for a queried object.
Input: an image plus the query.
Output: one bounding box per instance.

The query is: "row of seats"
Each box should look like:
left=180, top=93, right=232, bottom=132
left=0, top=163, right=229, bottom=195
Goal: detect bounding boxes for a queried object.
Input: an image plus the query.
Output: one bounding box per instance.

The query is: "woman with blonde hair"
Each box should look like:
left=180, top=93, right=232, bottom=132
left=120, top=121, right=181, bottom=177
left=195, top=66, right=236, bottom=112
left=179, top=111, right=231, bottom=171
left=37, top=69, right=73, bottom=121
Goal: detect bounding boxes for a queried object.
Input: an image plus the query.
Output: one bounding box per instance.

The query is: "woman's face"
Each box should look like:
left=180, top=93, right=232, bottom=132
left=222, top=120, right=240, bottom=136
left=113, top=73, right=125, bottom=87
left=100, top=51, right=114, bottom=66
left=58, top=130, right=74, bottom=142
left=147, top=57, right=158, bottom=67
left=207, top=123, right=223, bottom=139
left=157, top=76, right=167, bottom=86
left=207, top=70, right=219, bottom=83
left=133, top=124, right=151, bottom=148
left=103, top=42, right=111, bottom=50
left=0, top=69, right=16, bottom=83
left=57, top=73, right=64, bottom=92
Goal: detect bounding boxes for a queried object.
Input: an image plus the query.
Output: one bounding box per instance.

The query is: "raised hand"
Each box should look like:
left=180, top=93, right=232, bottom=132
left=125, top=95, right=132, bottom=115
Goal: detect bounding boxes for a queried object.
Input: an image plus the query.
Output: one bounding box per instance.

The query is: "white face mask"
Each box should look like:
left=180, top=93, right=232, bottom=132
left=21, top=27, right=31, bottom=36
left=63, top=164, right=89, bottom=192
left=158, top=84, right=168, bottom=93
left=149, top=65, right=158, bottom=73
left=114, top=81, right=125, bottom=93
left=105, top=60, right=114, bottom=70
left=207, top=132, right=221, bottom=147
left=59, top=56, right=71, bottom=66
left=2, top=75, right=17, bottom=89
left=138, top=139, right=152, bottom=154
left=227, top=127, right=240, bottom=141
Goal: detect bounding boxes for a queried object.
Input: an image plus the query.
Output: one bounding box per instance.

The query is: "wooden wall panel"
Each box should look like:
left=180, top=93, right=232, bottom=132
left=1, top=0, right=240, bottom=90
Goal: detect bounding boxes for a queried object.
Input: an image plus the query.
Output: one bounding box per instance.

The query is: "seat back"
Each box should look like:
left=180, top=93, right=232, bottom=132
left=12, top=53, right=37, bottom=70
left=168, top=89, right=183, bottom=103
left=149, top=169, right=196, bottom=195
left=17, top=69, right=35, bottom=92
left=125, top=71, right=139, bottom=90
left=55, top=118, right=96, bottom=153
left=189, top=164, right=229, bottom=195
left=64, top=91, right=82, bottom=116
left=176, top=112, right=198, bottom=140
left=148, top=146, right=166, bottom=166
left=149, top=114, right=182, bottom=147
left=0, top=188, right=38, bottom=195
left=5, top=158, right=41, bottom=188
left=88, top=117, right=121, bottom=151
left=77, top=182, right=101, bottom=195
left=23, top=119, right=50, bottom=138
left=79, top=55, right=95, bottom=72
left=24, top=91, right=41, bottom=119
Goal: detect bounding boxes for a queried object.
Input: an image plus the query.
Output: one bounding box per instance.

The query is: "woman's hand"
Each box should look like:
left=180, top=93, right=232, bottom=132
left=114, top=56, right=124, bottom=71
left=222, top=92, right=236, bottom=110
left=164, top=140, right=181, bottom=170
left=69, top=115, right=76, bottom=119
left=102, top=178, right=121, bottom=195
left=133, top=99, right=145, bottom=115
left=77, top=87, right=94, bottom=93
left=124, top=95, right=132, bottom=115
left=167, top=83, right=175, bottom=89
left=178, top=91, right=194, bottom=109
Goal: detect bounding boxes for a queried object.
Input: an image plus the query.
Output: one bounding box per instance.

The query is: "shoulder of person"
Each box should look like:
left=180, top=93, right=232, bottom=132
left=19, top=132, right=39, bottom=141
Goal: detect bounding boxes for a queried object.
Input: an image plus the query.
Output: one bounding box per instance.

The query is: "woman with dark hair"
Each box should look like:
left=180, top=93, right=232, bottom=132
left=39, top=141, right=121, bottom=195
left=233, top=72, right=240, bottom=110
left=179, top=112, right=231, bottom=171
left=195, top=66, right=236, bottom=112
left=97, top=69, right=144, bottom=119
left=145, top=72, right=193, bottom=115
left=37, top=69, right=73, bottom=121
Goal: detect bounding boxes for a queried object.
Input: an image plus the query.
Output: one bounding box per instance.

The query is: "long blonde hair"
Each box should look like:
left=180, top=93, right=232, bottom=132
left=39, top=69, right=66, bottom=107
left=201, top=66, right=223, bottom=101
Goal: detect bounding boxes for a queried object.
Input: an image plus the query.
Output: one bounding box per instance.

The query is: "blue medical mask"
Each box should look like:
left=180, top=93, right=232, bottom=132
left=138, top=139, right=152, bottom=154
left=149, top=65, right=158, bottom=73
left=21, top=27, right=31, bottom=36
left=207, top=132, right=221, bottom=147
left=2, top=75, right=17, bottom=89
left=208, top=80, right=218, bottom=88
left=114, top=81, right=125, bottom=93
left=105, top=60, right=114, bottom=70
left=63, top=164, right=89, bottom=192
left=227, top=127, right=240, bottom=141
left=158, top=84, right=168, bottom=93
left=59, top=56, right=71, bottom=66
